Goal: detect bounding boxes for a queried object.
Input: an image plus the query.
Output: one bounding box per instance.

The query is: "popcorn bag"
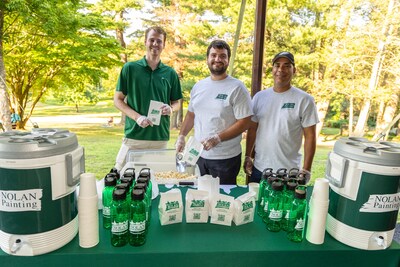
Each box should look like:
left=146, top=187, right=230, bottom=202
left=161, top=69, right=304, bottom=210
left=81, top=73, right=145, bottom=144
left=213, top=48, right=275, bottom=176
left=182, top=136, right=203, bottom=165
left=210, top=194, right=235, bottom=226
left=158, top=189, right=183, bottom=226
left=185, top=189, right=209, bottom=223
left=233, top=192, right=256, bottom=226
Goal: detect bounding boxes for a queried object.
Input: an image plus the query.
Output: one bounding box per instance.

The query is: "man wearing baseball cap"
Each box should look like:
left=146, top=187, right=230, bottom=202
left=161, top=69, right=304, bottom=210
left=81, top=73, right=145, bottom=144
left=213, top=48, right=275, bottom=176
left=244, top=51, right=319, bottom=183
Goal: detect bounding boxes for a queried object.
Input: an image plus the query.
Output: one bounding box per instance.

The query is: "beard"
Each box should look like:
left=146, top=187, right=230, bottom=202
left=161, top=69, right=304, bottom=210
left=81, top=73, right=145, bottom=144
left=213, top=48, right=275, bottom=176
left=208, top=63, right=228, bottom=75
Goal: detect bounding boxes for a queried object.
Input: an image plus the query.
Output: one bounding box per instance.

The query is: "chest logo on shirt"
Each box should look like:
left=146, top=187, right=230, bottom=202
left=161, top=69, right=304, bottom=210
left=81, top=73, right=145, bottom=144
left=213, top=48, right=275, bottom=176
left=281, top=103, right=295, bottom=109
left=215, top=94, right=228, bottom=100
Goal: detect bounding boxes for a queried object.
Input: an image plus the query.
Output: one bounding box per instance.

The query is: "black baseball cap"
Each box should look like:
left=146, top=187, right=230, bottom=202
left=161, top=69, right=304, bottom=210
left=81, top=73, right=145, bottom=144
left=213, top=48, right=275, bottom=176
left=272, top=51, right=295, bottom=65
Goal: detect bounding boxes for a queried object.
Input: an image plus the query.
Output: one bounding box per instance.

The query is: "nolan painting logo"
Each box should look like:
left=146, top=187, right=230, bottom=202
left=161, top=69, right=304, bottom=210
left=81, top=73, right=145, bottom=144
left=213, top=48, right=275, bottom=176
left=165, top=200, right=180, bottom=211
left=359, top=192, right=400, bottom=213
left=0, top=189, right=43, bottom=212
left=282, top=103, right=295, bottom=109
left=215, top=94, right=228, bottom=100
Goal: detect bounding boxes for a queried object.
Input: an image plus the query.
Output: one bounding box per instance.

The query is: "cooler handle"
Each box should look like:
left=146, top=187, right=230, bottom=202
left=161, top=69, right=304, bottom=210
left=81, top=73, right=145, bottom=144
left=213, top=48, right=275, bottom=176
left=325, top=152, right=349, bottom=188
left=66, top=148, right=85, bottom=186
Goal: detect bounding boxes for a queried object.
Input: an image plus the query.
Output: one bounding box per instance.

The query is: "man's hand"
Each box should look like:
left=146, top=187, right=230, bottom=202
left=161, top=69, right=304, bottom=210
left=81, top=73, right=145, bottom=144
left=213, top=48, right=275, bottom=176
left=201, top=134, right=221, bottom=151
left=136, top=116, right=153, bottom=128
left=243, top=156, right=253, bottom=175
left=175, top=135, right=186, bottom=153
left=160, top=104, right=173, bottom=116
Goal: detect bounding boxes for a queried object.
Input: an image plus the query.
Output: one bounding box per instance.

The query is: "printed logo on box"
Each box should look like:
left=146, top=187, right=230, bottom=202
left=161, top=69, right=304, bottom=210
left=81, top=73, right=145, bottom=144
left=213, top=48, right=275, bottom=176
left=165, top=201, right=180, bottom=211
left=0, top=189, right=42, bottom=212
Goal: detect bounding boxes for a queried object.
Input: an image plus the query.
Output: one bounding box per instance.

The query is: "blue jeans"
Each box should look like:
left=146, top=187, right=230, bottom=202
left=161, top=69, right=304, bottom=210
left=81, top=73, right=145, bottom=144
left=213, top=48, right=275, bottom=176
left=249, top=166, right=262, bottom=183
left=197, top=154, right=241, bottom=185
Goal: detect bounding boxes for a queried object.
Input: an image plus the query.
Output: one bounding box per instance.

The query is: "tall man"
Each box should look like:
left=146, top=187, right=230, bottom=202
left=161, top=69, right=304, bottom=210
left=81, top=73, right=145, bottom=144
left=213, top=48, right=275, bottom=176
left=176, top=40, right=253, bottom=184
left=114, top=26, right=182, bottom=171
left=244, top=52, right=319, bottom=183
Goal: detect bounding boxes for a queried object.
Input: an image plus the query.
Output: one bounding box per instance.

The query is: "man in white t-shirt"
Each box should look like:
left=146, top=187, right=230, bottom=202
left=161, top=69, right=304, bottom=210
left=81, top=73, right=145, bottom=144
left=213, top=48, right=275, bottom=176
left=244, top=51, right=319, bottom=183
left=176, top=40, right=253, bottom=184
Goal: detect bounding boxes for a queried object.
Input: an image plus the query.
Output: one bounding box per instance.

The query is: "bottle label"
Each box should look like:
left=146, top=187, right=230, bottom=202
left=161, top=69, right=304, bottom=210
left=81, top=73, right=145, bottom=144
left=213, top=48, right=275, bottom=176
left=285, top=210, right=290, bottom=219
left=129, top=220, right=146, bottom=233
left=268, top=209, right=282, bottom=221
left=263, top=202, right=269, bottom=212
left=103, top=206, right=110, bottom=217
left=111, top=221, right=128, bottom=234
left=295, top=218, right=305, bottom=230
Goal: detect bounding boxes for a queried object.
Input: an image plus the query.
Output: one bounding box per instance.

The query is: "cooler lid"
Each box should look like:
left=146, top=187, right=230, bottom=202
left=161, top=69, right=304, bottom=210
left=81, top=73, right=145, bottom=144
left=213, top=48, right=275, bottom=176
left=0, top=128, right=79, bottom=159
left=333, top=137, right=400, bottom=166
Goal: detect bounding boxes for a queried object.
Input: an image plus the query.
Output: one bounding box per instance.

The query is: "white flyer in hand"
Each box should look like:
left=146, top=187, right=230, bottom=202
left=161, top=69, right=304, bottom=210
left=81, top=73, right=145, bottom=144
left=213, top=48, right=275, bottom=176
left=147, top=100, right=163, bottom=126
left=182, top=136, right=203, bottom=165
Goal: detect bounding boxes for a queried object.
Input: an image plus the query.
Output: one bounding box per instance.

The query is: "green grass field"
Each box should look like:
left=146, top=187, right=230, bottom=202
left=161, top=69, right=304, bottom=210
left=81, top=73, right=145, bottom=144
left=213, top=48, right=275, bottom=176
left=30, top=100, right=333, bottom=185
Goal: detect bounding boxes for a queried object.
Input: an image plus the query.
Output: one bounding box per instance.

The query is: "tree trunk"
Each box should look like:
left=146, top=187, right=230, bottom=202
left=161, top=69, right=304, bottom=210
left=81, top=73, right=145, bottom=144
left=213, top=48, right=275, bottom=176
left=373, top=92, right=399, bottom=140
left=316, top=100, right=329, bottom=137
left=0, top=7, right=12, bottom=131
left=115, top=10, right=128, bottom=126
left=353, top=0, right=395, bottom=136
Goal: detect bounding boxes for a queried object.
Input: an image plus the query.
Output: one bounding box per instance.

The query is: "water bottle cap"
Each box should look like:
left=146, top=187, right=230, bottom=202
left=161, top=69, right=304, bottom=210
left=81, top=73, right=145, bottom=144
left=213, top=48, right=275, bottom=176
left=295, top=188, right=306, bottom=199
left=286, top=181, right=297, bottom=191
left=137, top=177, right=148, bottom=185
left=112, top=188, right=127, bottom=200
left=120, top=176, right=134, bottom=186
left=139, top=167, right=151, bottom=178
left=131, top=189, right=145, bottom=200
left=115, top=183, right=129, bottom=190
left=134, top=182, right=147, bottom=191
left=105, top=175, right=117, bottom=186
left=271, top=181, right=284, bottom=191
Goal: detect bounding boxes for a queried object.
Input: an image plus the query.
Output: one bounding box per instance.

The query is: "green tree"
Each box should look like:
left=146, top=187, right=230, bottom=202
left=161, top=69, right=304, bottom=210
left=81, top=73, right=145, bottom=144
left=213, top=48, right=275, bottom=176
left=2, top=0, right=121, bottom=129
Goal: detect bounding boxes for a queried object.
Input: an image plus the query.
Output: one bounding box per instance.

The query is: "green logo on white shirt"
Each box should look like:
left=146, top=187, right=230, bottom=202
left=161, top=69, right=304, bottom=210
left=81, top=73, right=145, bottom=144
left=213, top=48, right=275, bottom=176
left=282, top=103, right=295, bottom=109
left=216, top=94, right=228, bottom=100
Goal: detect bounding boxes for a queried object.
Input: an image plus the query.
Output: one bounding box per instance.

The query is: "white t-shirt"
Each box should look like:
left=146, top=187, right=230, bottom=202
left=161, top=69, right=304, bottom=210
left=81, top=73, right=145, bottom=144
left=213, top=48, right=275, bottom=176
left=251, top=86, right=319, bottom=171
left=188, top=76, right=253, bottom=159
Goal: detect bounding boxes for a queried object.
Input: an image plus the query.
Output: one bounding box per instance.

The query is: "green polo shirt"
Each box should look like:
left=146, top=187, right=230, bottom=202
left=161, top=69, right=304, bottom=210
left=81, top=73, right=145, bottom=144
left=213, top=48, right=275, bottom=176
left=116, top=57, right=182, bottom=140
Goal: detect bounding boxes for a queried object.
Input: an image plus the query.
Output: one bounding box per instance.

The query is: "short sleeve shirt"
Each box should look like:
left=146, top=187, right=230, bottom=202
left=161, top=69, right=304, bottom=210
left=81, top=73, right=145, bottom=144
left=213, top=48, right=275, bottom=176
left=116, top=57, right=182, bottom=140
left=188, top=76, right=253, bottom=159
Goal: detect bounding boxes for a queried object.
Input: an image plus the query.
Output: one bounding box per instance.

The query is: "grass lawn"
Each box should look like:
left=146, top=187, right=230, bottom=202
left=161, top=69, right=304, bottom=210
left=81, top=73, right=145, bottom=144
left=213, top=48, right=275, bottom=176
left=30, top=100, right=334, bottom=185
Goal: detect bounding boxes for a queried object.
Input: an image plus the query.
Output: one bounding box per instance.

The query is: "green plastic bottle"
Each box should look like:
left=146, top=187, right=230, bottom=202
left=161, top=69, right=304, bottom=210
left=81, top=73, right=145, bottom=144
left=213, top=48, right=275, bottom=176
left=266, top=180, right=284, bottom=232
left=110, top=188, right=129, bottom=247
left=262, top=174, right=277, bottom=222
left=102, top=175, right=117, bottom=229
left=281, top=179, right=297, bottom=231
left=129, top=189, right=147, bottom=246
left=287, top=188, right=307, bottom=242
left=257, top=168, right=273, bottom=217
left=134, top=182, right=151, bottom=228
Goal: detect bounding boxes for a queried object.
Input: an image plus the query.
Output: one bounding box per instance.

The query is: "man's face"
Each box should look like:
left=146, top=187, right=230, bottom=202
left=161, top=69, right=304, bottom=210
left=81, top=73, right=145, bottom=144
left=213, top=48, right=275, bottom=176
left=145, top=30, right=165, bottom=57
left=207, top=47, right=229, bottom=75
left=272, top=57, right=296, bottom=87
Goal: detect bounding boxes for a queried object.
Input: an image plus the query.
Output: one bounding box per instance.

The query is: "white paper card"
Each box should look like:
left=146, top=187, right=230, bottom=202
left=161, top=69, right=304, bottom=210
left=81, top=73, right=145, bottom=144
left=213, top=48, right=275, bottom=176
left=182, top=136, right=203, bottom=165
left=147, top=100, right=163, bottom=126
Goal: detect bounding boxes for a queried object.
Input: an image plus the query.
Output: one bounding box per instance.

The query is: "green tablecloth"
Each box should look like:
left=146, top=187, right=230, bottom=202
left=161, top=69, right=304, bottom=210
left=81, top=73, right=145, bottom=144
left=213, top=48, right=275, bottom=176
left=1, top=185, right=399, bottom=267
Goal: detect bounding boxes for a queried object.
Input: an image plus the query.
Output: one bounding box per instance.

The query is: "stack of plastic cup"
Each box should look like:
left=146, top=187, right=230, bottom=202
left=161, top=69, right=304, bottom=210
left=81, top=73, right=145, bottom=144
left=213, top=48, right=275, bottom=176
left=306, top=178, right=330, bottom=245
left=78, top=173, right=99, bottom=248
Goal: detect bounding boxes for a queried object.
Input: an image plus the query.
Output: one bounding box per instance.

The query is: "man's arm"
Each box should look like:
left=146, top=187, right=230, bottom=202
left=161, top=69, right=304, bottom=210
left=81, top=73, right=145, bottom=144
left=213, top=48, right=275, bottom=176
left=113, top=91, right=141, bottom=121
left=218, top=116, right=251, bottom=142
left=243, top=120, right=258, bottom=175
left=170, top=99, right=181, bottom=112
left=175, top=110, right=195, bottom=152
left=302, top=124, right=317, bottom=171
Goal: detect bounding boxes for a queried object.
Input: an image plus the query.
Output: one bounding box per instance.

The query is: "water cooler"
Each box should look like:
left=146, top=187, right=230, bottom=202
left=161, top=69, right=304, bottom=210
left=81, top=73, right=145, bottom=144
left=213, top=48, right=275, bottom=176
left=0, top=128, right=85, bottom=256
left=325, top=137, right=400, bottom=250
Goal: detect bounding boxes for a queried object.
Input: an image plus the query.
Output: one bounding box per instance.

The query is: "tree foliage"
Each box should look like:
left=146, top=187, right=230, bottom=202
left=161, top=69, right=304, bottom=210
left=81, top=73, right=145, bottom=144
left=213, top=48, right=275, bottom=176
left=1, top=0, right=121, bottom=129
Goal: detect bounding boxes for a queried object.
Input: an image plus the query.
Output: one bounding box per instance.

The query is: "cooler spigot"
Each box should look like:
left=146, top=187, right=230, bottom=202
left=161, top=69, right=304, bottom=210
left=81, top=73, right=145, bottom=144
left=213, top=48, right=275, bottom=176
left=10, top=239, right=23, bottom=254
left=375, top=236, right=387, bottom=249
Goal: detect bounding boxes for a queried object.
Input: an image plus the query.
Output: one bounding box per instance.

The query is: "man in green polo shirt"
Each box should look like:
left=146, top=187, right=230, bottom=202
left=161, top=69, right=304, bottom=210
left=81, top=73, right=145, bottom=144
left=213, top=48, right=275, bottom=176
left=113, top=26, right=183, bottom=171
